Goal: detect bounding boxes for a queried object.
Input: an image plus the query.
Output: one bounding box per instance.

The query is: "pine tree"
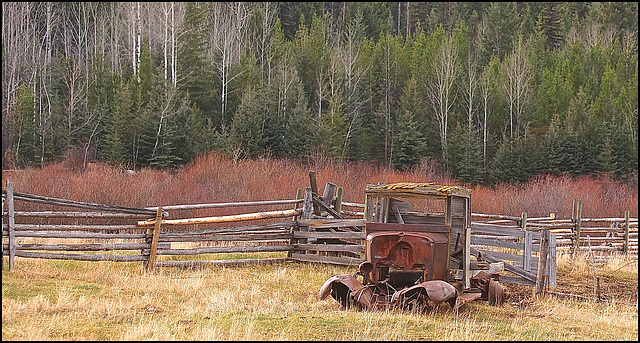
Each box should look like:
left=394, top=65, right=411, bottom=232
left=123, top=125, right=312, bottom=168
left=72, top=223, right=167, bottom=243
left=392, top=106, right=426, bottom=171
left=230, top=88, right=266, bottom=159
left=538, top=2, right=565, bottom=50
left=13, top=84, right=39, bottom=167
left=177, top=2, right=216, bottom=127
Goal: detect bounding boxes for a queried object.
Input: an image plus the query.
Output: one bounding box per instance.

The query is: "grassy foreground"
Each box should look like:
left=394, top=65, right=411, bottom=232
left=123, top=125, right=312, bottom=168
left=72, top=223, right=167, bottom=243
left=2, top=255, right=637, bottom=341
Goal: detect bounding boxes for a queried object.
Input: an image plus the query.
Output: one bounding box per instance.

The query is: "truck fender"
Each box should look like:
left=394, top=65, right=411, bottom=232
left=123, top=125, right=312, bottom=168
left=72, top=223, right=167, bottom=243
left=318, top=274, right=373, bottom=309
left=391, top=280, right=458, bottom=309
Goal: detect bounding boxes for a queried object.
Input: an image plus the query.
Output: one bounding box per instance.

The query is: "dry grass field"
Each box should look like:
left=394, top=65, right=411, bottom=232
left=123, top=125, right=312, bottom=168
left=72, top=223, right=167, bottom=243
left=2, top=152, right=638, bottom=340
left=1, top=251, right=637, bottom=341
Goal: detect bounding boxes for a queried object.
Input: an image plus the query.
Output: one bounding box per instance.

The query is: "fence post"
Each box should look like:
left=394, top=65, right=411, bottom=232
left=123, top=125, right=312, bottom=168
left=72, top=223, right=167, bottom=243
left=535, top=229, right=550, bottom=297
left=1, top=195, right=3, bottom=270
left=7, top=179, right=15, bottom=271
left=321, top=182, right=337, bottom=206
left=520, top=212, right=527, bottom=231
left=548, top=232, right=557, bottom=287
left=145, top=207, right=163, bottom=272
left=623, top=211, right=630, bottom=255
left=298, top=188, right=313, bottom=246
left=523, top=230, right=532, bottom=272
left=572, top=200, right=582, bottom=258
left=309, top=171, right=320, bottom=216
left=288, top=188, right=303, bottom=259
left=334, top=187, right=343, bottom=215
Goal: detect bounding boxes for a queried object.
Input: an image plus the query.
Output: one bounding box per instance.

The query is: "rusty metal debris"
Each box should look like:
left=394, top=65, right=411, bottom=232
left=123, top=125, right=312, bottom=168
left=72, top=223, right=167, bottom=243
left=320, top=264, right=509, bottom=312
left=319, top=262, right=508, bottom=312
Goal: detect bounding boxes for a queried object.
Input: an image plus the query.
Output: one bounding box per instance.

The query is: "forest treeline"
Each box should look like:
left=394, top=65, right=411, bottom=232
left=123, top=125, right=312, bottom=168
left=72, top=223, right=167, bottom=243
left=2, top=2, right=638, bottom=185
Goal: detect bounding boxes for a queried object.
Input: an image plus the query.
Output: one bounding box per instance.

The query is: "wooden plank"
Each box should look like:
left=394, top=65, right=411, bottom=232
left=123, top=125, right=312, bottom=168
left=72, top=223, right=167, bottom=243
left=536, top=229, right=550, bottom=296
left=4, top=191, right=156, bottom=215
left=624, top=211, right=630, bottom=254
left=1, top=195, right=3, bottom=270
left=15, top=211, right=153, bottom=219
left=321, top=182, right=337, bottom=205
left=144, top=199, right=302, bottom=211
left=309, top=171, right=320, bottom=216
left=476, top=249, right=538, bottom=265
left=15, top=251, right=146, bottom=262
left=293, top=243, right=365, bottom=254
left=334, top=187, right=343, bottom=215
left=471, top=222, right=529, bottom=238
left=471, top=247, right=537, bottom=283
left=548, top=232, right=557, bottom=287
left=471, top=236, right=528, bottom=251
left=157, top=222, right=295, bottom=236
left=15, top=242, right=156, bottom=251
left=146, top=207, right=163, bottom=272
left=302, top=188, right=313, bottom=220
left=523, top=230, right=532, bottom=272
left=464, top=223, right=470, bottom=288
left=312, top=195, right=344, bottom=219
left=392, top=205, right=404, bottom=224
left=146, top=244, right=293, bottom=256
left=289, top=189, right=303, bottom=258
left=137, top=208, right=300, bottom=226
left=499, top=275, right=535, bottom=286
left=341, top=201, right=364, bottom=208
left=12, top=224, right=142, bottom=231
left=293, top=231, right=366, bottom=240
left=158, top=232, right=292, bottom=243
left=12, top=231, right=146, bottom=239
left=7, top=180, right=15, bottom=270
left=155, top=258, right=288, bottom=269
left=573, top=200, right=582, bottom=257
left=297, top=219, right=365, bottom=230
left=161, top=229, right=290, bottom=240
left=291, top=252, right=364, bottom=266
left=471, top=213, right=522, bottom=221
left=364, top=194, right=373, bottom=222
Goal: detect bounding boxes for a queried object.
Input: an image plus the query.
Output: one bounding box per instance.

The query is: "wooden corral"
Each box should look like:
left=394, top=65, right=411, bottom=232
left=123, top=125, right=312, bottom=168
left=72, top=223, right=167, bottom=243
left=2, top=175, right=637, bottom=291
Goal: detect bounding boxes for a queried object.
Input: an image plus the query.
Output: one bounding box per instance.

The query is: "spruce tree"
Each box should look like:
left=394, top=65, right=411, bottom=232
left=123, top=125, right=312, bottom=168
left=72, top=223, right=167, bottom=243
left=538, top=2, right=565, bottom=50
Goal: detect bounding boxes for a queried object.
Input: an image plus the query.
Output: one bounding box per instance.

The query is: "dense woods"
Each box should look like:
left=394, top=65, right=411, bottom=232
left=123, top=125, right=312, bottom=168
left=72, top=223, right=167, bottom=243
left=2, top=2, right=638, bottom=185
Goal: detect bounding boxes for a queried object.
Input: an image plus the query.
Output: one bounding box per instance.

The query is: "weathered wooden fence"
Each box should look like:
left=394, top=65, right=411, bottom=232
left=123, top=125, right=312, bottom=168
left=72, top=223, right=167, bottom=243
left=470, top=214, right=558, bottom=286
left=3, top=179, right=636, bottom=289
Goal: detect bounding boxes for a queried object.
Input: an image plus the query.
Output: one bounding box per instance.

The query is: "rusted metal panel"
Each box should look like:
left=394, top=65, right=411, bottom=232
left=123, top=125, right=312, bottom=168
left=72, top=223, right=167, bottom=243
left=365, top=226, right=450, bottom=288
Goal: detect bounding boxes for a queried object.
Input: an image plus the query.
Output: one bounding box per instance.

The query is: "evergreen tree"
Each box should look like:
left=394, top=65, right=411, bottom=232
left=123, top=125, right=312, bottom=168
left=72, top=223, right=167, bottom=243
left=448, top=122, right=484, bottom=185
left=538, top=2, right=565, bottom=50
left=478, top=2, right=519, bottom=66
left=230, top=87, right=267, bottom=159
left=392, top=106, right=426, bottom=171
left=281, top=70, right=315, bottom=158
left=103, top=74, right=131, bottom=166
left=12, top=84, right=39, bottom=167
left=177, top=2, right=216, bottom=128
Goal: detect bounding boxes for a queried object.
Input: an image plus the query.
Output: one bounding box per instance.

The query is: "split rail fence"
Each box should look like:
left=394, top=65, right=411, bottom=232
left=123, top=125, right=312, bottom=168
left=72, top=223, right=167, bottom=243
left=3, top=178, right=636, bottom=288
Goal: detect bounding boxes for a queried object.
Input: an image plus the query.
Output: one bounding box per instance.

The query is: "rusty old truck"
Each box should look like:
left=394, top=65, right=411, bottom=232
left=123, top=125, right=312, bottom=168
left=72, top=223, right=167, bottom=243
left=319, top=182, right=508, bottom=311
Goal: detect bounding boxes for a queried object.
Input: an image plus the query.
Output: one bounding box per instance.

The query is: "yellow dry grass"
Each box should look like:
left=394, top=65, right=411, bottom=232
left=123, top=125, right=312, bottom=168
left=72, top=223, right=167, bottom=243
left=2, top=254, right=638, bottom=341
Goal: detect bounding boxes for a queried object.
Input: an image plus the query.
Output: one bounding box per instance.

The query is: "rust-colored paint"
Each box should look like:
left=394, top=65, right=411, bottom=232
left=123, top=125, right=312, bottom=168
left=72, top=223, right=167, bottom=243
left=366, top=224, right=450, bottom=287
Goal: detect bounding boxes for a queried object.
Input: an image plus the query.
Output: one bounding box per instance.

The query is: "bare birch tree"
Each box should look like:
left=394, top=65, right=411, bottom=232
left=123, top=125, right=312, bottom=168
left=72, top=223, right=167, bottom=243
left=208, top=2, right=250, bottom=126
left=502, top=34, right=531, bottom=139
left=479, top=63, right=495, bottom=181
left=427, top=32, right=457, bottom=166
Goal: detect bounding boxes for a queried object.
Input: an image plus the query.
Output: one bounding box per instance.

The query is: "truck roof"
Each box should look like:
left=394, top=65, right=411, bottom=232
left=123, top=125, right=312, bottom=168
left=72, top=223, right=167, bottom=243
left=365, top=182, right=471, bottom=199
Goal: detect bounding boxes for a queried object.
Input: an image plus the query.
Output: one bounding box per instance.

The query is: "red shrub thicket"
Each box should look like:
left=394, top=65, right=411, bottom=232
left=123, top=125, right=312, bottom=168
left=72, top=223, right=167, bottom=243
left=2, top=151, right=637, bottom=219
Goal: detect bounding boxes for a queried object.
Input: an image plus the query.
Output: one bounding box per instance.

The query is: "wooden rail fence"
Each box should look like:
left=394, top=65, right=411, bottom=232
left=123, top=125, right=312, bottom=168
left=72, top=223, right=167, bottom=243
left=3, top=179, right=636, bottom=289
